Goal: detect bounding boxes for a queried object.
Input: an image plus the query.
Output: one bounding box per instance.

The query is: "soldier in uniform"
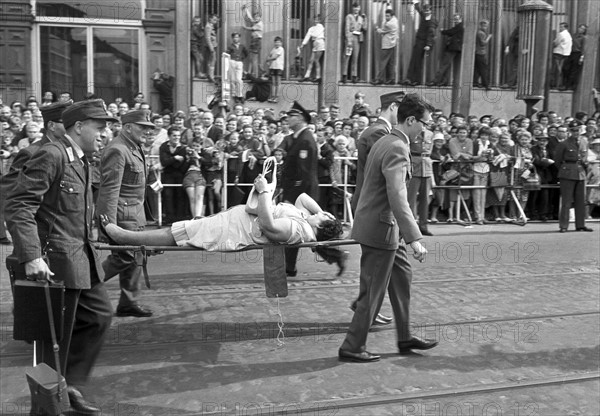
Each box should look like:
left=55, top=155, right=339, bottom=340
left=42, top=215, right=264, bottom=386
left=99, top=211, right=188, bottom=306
left=5, top=100, right=116, bottom=415
left=407, top=125, right=434, bottom=235
left=97, top=110, right=156, bottom=317
left=554, top=119, right=593, bottom=232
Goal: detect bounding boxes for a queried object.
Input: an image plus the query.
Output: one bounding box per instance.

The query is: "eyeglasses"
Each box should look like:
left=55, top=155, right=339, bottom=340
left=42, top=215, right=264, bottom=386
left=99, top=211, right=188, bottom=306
left=418, top=118, right=434, bottom=129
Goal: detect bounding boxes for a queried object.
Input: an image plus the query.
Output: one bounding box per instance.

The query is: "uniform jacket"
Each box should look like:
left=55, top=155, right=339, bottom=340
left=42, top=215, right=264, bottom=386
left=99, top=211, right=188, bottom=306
left=278, top=127, right=319, bottom=199
left=5, top=136, right=99, bottom=289
left=96, top=132, right=147, bottom=229
left=352, top=129, right=422, bottom=250
left=554, top=137, right=587, bottom=180
left=409, top=130, right=434, bottom=177
left=352, top=118, right=391, bottom=212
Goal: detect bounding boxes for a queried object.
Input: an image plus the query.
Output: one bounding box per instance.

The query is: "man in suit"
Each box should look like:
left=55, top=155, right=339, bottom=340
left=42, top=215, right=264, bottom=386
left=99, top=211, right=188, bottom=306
left=407, top=127, right=435, bottom=235
left=339, top=93, right=437, bottom=363
left=202, top=112, right=223, bottom=143
left=430, top=13, right=463, bottom=86
left=97, top=110, right=155, bottom=317
left=554, top=120, right=593, bottom=232
left=279, top=102, right=347, bottom=276
left=404, top=2, right=438, bottom=86
left=5, top=100, right=115, bottom=414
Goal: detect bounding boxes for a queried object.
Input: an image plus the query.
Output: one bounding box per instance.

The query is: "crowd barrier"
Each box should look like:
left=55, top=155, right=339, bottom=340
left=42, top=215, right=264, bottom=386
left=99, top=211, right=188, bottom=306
left=146, top=155, right=600, bottom=227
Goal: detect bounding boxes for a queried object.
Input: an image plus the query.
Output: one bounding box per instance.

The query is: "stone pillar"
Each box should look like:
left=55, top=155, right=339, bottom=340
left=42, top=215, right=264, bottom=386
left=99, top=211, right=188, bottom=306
left=320, top=0, right=344, bottom=106
left=0, top=1, right=34, bottom=103
left=452, top=0, right=479, bottom=115
left=143, top=7, right=174, bottom=112
left=174, top=0, right=191, bottom=113
left=571, top=0, right=599, bottom=114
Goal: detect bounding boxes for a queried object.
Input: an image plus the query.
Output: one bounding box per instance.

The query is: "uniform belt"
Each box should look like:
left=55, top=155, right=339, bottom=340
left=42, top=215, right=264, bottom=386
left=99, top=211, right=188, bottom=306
left=411, top=152, right=430, bottom=157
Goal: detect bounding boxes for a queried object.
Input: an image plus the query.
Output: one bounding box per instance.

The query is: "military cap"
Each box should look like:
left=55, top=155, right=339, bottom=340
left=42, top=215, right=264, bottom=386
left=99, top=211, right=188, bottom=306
left=62, top=99, right=118, bottom=129
left=380, top=91, right=406, bottom=108
left=287, top=101, right=311, bottom=122
left=40, top=100, right=72, bottom=123
left=121, top=109, right=156, bottom=127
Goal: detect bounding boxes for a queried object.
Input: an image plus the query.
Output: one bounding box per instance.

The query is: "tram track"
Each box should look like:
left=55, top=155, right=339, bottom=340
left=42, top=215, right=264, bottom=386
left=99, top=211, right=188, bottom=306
left=122, top=269, right=599, bottom=298
left=250, top=372, right=600, bottom=416
left=1, top=310, right=597, bottom=359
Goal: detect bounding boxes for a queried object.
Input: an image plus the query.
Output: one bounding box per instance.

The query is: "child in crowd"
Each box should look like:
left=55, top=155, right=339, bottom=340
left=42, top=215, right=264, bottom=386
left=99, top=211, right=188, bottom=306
left=223, top=131, right=245, bottom=206
left=266, top=37, right=284, bottom=103
left=202, top=145, right=224, bottom=216
left=272, top=147, right=285, bottom=203
left=429, top=132, right=451, bottom=222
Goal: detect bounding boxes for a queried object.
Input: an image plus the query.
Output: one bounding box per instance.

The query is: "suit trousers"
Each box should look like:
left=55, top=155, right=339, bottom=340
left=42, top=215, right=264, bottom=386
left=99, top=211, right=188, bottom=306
left=434, top=50, right=459, bottom=85
left=376, top=47, right=396, bottom=82
left=407, top=176, right=432, bottom=226
left=341, top=243, right=412, bottom=352
left=36, top=278, right=112, bottom=387
left=559, top=178, right=586, bottom=229
left=474, top=54, right=489, bottom=87
left=406, top=40, right=427, bottom=83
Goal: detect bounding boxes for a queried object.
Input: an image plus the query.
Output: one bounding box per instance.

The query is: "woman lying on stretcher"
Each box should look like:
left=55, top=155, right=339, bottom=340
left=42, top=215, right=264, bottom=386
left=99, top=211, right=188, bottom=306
left=101, top=174, right=343, bottom=251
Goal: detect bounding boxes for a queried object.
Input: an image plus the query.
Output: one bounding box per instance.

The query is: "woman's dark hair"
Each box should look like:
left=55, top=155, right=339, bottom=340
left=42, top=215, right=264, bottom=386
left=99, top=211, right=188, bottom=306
left=316, top=217, right=343, bottom=241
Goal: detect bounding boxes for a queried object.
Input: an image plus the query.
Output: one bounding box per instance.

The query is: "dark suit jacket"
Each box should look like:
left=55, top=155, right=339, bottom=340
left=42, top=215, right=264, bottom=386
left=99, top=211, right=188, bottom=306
left=352, top=118, right=391, bottom=212
left=278, top=127, right=319, bottom=201
left=441, top=22, right=464, bottom=52
left=352, top=129, right=421, bottom=250
left=5, top=136, right=99, bottom=289
left=317, top=141, right=335, bottom=181
left=532, top=144, right=556, bottom=184
left=206, top=125, right=223, bottom=143
left=96, top=132, right=147, bottom=229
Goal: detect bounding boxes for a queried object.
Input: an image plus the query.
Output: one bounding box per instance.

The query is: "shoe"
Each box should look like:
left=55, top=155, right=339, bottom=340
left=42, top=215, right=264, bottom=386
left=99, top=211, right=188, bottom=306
left=336, top=250, right=349, bottom=277
left=351, top=76, right=358, bottom=83
left=576, top=227, right=593, bottom=232
left=446, top=218, right=455, bottom=223
left=559, top=228, right=567, bottom=233
left=338, top=348, right=380, bottom=363
left=115, top=304, right=153, bottom=318
left=370, top=79, right=382, bottom=85
left=429, top=218, right=439, bottom=224
left=385, top=80, right=395, bottom=85
left=409, top=81, right=419, bottom=86
left=299, top=77, right=309, bottom=82
left=476, top=220, right=484, bottom=225
left=398, top=336, right=439, bottom=355
left=286, top=269, right=297, bottom=277
left=0, top=237, right=12, bottom=245
left=373, top=313, right=393, bottom=326
left=419, top=227, right=433, bottom=236
left=341, top=75, right=347, bottom=83
left=67, top=386, right=101, bottom=415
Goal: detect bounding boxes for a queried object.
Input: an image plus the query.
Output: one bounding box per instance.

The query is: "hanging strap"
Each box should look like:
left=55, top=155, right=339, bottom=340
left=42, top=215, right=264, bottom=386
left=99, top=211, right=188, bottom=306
left=43, top=283, right=64, bottom=400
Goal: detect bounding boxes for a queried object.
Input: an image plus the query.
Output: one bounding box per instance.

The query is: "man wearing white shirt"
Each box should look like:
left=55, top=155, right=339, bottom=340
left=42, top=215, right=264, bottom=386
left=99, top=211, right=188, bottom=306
left=372, top=9, right=399, bottom=85
left=551, top=22, right=572, bottom=89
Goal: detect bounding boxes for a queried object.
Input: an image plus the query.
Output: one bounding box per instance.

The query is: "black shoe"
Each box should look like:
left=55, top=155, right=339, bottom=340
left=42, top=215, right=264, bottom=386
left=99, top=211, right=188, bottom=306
left=67, top=386, right=101, bottom=415
left=419, top=227, right=433, bottom=236
left=372, top=313, right=393, bottom=326
left=576, top=227, right=593, bottom=232
left=385, top=80, right=394, bottom=85
left=116, top=304, right=153, bottom=318
left=0, top=237, right=12, bottom=245
left=370, top=79, right=382, bottom=85
left=336, top=251, right=349, bottom=277
left=338, top=348, right=380, bottom=363
left=409, top=81, right=419, bottom=86
left=286, top=269, right=297, bottom=277
left=341, top=75, right=347, bottom=83
left=559, top=228, right=567, bottom=233
left=299, top=77, right=309, bottom=82
left=398, top=336, right=438, bottom=354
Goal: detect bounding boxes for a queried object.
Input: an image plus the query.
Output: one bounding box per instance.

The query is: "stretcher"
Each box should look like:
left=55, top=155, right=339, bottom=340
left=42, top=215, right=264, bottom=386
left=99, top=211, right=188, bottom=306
left=94, top=239, right=358, bottom=298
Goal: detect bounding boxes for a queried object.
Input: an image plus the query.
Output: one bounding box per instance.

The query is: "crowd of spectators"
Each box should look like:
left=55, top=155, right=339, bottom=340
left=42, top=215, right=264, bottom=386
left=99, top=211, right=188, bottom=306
left=2, top=89, right=599, bottom=240
left=188, top=3, right=588, bottom=91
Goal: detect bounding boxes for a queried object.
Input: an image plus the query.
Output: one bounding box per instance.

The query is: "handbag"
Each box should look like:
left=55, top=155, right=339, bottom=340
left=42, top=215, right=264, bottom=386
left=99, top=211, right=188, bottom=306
left=25, top=283, right=70, bottom=415
left=523, top=169, right=541, bottom=191
left=246, top=156, right=277, bottom=215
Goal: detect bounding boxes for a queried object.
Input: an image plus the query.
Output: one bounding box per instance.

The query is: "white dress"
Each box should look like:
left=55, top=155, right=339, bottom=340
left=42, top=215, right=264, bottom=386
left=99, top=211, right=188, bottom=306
left=171, top=203, right=315, bottom=251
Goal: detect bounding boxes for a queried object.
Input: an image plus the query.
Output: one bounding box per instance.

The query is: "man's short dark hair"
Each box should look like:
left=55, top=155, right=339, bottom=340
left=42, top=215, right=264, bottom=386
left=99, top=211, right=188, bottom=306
left=396, top=93, right=434, bottom=124
left=167, top=126, right=181, bottom=136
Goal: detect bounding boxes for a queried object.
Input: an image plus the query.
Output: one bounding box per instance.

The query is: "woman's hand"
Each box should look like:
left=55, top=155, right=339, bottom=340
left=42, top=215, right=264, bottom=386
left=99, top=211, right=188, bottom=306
left=254, top=174, right=268, bottom=193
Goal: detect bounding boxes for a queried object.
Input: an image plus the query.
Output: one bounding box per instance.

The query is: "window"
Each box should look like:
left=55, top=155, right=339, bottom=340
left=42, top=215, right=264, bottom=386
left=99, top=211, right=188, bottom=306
left=39, top=26, right=140, bottom=103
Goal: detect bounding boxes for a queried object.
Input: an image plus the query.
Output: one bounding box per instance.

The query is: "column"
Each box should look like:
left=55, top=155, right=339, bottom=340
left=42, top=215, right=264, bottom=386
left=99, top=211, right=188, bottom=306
left=571, top=0, right=599, bottom=114
left=452, top=0, right=480, bottom=115
left=320, top=0, right=344, bottom=106
left=174, top=0, right=191, bottom=112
